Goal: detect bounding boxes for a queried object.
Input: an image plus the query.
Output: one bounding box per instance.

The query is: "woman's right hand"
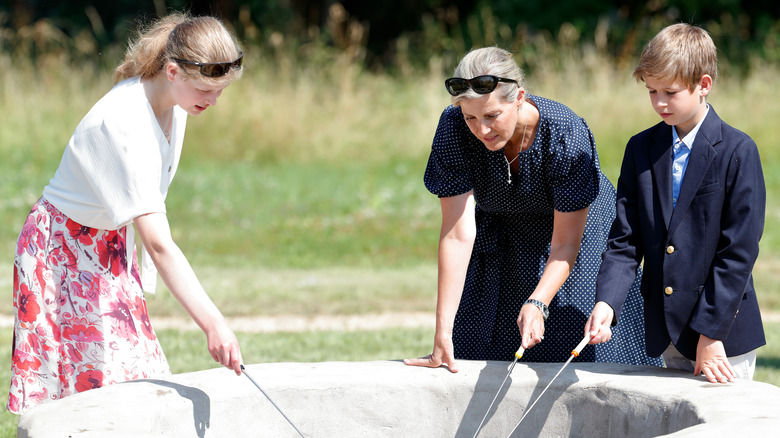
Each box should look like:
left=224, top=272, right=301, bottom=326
left=403, top=331, right=459, bottom=373
left=403, top=192, right=475, bottom=374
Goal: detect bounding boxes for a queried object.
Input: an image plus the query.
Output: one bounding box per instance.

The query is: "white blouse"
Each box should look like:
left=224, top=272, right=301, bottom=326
left=43, top=76, right=187, bottom=293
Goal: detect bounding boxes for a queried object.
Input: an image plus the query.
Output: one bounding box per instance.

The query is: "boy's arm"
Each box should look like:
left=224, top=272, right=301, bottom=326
left=689, top=137, right=765, bottom=341
left=595, top=139, right=645, bottom=323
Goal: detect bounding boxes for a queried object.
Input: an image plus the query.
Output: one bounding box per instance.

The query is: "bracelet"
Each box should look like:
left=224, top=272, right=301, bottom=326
left=524, top=299, right=549, bottom=320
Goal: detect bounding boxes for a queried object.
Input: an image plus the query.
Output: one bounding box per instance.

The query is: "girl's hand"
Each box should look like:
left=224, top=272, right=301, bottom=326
left=206, top=320, right=243, bottom=375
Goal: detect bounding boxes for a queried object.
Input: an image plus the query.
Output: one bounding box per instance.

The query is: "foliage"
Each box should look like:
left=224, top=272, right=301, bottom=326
left=3, top=1, right=780, bottom=73
left=0, top=6, right=779, bottom=436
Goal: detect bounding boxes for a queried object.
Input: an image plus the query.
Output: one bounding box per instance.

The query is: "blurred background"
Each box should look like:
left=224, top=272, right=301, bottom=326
left=1, top=0, right=779, bottom=434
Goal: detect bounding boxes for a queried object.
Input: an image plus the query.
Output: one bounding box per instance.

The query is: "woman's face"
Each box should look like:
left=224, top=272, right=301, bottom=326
left=167, top=64, right=228, bottom=116
left=459, top=91, right=522, bottom=151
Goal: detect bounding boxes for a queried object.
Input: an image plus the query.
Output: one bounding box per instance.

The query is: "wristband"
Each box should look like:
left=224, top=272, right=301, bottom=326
left=524, top=299, right=549, bottom=320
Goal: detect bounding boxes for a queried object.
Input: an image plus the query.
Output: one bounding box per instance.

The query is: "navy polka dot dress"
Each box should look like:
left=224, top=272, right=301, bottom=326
left=425, top=96, right=662, bottom=365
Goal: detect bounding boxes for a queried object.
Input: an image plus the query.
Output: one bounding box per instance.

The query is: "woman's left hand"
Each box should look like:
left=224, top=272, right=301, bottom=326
left=517, top=302, right=546, bottom=349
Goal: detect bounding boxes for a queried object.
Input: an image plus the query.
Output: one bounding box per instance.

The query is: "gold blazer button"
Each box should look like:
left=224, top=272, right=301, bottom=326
left=666, top=245, right=675, bottom=254
left=664, top=287, right=674, bottom=296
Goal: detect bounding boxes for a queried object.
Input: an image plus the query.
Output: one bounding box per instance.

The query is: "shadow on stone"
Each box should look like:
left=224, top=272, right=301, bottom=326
left=124, top=378, right=211, bottom=437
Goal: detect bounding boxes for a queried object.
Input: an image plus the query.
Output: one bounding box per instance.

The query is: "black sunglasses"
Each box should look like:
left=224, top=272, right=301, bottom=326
left=445, top=75, right=519, bottom=96
left=173, top=52, right=244, bottom=78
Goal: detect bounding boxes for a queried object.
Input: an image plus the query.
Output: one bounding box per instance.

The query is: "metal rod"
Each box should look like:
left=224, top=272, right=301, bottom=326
left=505, top=333, right=591, bottom=438
left=472, top=346, right=525, bottom=438
left=241, top=365, right=306, bottom=437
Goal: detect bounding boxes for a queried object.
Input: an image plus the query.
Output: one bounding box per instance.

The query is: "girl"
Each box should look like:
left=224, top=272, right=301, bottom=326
left=9, top=13, right=245, bottom=414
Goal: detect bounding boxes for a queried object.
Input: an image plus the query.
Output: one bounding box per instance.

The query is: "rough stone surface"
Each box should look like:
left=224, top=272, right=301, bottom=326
left=18, top=360, right=780, bottom=437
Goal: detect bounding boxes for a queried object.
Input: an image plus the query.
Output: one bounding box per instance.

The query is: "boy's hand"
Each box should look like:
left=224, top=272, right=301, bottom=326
left=585, top=301, right=614, bottom=344
left=694, top=335, right=735, bottom=383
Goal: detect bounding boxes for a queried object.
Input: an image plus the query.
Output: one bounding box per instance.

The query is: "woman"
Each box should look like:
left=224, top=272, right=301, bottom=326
left=9, top=13, right=245, bottom=414
left=404, top=47, right=661, bottom=372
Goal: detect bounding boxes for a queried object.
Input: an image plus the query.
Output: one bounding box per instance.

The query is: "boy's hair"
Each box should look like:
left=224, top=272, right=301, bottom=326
left=633, top=23, right=718, bottom=90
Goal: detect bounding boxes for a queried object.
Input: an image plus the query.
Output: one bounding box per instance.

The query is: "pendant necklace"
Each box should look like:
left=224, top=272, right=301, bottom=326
left=159, top=107, right=173, bottom=143
left=504, top=104, right=528, bottom=184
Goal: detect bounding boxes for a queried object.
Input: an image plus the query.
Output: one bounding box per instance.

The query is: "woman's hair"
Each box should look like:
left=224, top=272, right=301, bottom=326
left=451, top=47, right=524, bottom=106
left=114, top=13, right=243, bottom=86
left=633, top=23, right=718, bottom=90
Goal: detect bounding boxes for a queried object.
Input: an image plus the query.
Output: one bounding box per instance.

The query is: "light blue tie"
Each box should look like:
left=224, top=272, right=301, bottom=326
left=672, top=138, right=690, bottom=208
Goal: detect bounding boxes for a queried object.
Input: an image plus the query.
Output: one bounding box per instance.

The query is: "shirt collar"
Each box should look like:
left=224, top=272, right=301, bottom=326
left=672, top=104, right=709, bottom=149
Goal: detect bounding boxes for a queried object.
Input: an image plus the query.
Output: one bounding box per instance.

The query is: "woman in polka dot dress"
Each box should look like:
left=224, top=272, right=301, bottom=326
left=404, top=47, right=662, bottom=371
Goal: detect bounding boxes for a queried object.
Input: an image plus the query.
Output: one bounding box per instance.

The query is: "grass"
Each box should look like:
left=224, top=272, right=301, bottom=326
left=1, top=44, right=780, bottom=436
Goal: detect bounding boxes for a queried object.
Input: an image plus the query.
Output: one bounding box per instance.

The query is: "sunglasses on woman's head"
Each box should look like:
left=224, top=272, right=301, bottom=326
left=173, top=51, right=243, bottom=78
left=445, top=75, right=519, bottom=96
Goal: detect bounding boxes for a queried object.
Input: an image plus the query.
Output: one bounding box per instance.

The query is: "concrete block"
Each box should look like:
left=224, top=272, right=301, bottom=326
left=18, top=360, right=780, bottom=437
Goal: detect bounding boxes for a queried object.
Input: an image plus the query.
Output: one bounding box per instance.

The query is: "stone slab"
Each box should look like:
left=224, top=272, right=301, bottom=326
left=18, top=360, right=780, bottom=437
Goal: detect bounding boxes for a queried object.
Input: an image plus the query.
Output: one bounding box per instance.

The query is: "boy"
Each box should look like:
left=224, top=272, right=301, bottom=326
left=585, top=23, right=766, bottom=383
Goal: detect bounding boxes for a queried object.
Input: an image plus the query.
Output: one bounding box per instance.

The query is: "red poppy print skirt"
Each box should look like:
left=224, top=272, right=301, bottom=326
left=8, top=198, right=170, bottom=414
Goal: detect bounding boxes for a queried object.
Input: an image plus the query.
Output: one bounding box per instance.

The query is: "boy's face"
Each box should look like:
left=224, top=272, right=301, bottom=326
left=644, top=75, right=712, bottom=138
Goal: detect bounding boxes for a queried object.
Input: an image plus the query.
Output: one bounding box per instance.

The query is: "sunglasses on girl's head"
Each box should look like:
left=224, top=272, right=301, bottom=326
left=445, top=75, right=519, bottom=96
left=173, top=52, right=243, bottom=78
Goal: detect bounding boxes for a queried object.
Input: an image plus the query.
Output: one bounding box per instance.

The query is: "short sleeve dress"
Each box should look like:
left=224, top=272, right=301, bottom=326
left=425, top=95, right=662, bottom=365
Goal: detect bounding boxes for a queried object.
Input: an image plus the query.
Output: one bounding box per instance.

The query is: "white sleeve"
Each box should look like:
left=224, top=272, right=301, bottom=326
left=69, top=109, right=167, bottom=230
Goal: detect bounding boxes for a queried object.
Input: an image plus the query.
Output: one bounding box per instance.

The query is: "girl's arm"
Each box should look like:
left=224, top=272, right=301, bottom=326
left=134, top=212, right=243, bottom=375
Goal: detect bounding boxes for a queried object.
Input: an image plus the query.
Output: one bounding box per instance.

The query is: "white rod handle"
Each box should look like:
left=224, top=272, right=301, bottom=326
left=572, top=332, right=592, bottom=356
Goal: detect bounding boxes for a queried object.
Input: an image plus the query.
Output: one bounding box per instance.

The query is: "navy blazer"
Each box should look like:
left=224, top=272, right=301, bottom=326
left=596, top=106, right=766, bottom=360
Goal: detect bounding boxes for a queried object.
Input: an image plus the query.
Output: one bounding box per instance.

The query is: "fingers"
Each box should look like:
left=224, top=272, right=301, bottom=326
left=403, top=353, right=459, bottom=373
left=588, top=324, right=612, bottom=345
left=586, top=302, right=614, bottom=345
left=696, top=359, right=736, bottom=383
left=522, top=330, right=545, bottom=349
left=208, top=335, right=243, bottom=375
left=228, top=346, right=243, bottom=375
left=699, top=366, right=732, bottom=383
left=517, top=306, right=545, bottom=349
left=403, top=354, right=437, bottom=368
left=695, top=336, right=734, bottom=383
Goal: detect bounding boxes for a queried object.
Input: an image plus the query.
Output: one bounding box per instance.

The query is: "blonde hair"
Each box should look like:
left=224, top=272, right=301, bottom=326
left=451, top=47, right=524, bottom=106
left=633, top=23, right=717, bottom=90
left=114, top=13, right=243, bottom=86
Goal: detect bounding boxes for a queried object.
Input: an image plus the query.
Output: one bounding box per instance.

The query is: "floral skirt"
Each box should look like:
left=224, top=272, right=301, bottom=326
left=8, top=198, right=170, bottom=414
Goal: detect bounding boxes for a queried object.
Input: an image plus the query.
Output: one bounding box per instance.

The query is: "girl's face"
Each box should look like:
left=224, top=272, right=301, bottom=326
left=644, top=75, right=711, bottom=138
left=167, top=64, right=227, bottom=116
left=459, top=91, right=522, bottom=151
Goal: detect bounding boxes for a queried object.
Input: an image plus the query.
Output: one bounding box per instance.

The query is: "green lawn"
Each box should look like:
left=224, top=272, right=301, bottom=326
left=2, top=43, right=780, bottom=437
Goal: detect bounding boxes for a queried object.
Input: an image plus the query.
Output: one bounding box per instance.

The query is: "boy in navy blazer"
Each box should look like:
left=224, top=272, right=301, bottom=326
left=585, top=23, right=766, bottom=383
